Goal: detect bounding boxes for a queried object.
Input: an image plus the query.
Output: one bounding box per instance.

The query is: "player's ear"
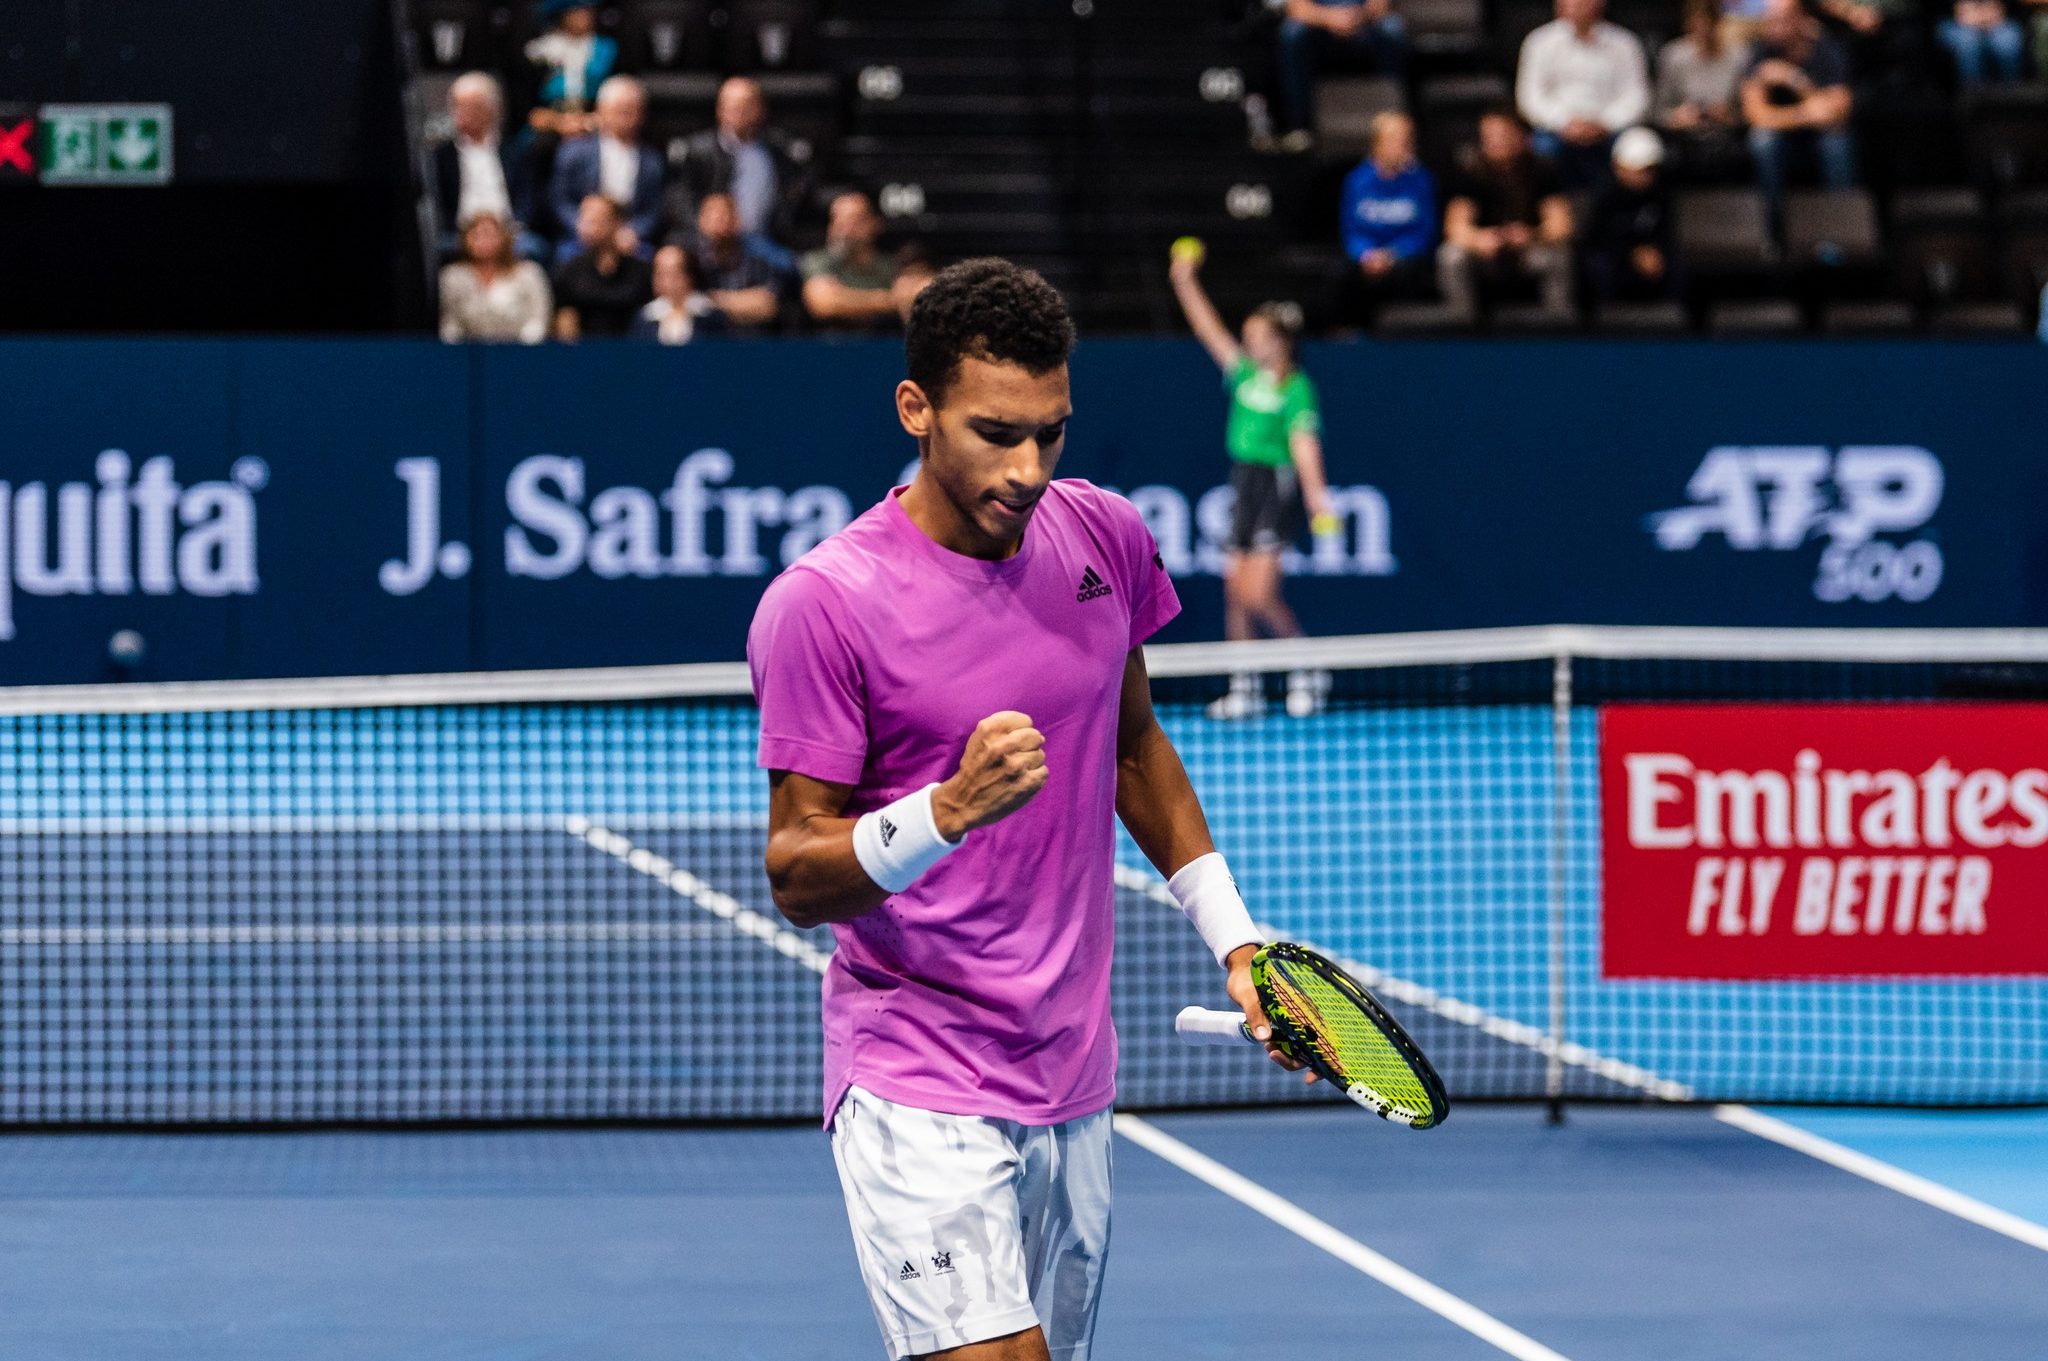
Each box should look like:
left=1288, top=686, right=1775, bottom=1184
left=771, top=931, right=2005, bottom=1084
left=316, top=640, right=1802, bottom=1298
left=896, top=379, right=934, bottom=442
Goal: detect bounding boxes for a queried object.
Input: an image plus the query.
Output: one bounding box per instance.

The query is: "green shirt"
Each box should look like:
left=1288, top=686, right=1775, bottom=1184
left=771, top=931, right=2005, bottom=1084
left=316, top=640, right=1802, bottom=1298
left=1224, top=357, right=1320, bottom=468
left=800, top=246, right=901, bottom=292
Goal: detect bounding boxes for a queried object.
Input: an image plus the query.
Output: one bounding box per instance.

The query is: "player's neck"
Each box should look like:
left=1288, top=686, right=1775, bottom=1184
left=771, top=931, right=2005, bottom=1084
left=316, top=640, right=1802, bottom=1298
left=899, top=472, right=1021, bottom=563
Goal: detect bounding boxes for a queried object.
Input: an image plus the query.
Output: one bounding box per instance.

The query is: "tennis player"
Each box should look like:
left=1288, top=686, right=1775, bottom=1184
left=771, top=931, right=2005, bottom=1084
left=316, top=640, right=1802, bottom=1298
left=1166, top=249, right=1336, bottom=720
left=748, top=258, right=1303, bottom=1361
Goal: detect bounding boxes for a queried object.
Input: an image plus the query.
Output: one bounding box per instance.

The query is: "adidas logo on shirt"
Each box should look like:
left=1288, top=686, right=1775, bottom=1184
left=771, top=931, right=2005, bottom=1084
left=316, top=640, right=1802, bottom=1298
left=898, top=1260, right=921, bottom=1281
left=1076, top=566, right=1112, bottom=603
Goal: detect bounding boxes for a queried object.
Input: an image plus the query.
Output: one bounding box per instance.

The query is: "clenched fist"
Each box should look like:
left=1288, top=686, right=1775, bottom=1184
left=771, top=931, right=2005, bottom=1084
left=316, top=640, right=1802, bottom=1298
left=931, top=711, right=1047, bottom=841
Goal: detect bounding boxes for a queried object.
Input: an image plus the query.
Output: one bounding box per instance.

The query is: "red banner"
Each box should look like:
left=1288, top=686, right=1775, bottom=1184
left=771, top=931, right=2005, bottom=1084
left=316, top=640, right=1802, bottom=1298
left=1600, top=703, right=2048, bottom=979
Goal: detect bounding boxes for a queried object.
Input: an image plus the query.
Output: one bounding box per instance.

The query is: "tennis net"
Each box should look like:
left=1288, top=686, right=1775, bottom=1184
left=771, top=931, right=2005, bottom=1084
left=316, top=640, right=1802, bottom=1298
left=3, top=626, right=2044, bottom=1125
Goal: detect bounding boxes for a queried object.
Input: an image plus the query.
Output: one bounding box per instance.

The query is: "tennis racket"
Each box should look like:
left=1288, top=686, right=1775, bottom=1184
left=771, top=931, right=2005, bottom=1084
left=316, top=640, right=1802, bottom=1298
left=1176, top=941, right=1450, bottom=1130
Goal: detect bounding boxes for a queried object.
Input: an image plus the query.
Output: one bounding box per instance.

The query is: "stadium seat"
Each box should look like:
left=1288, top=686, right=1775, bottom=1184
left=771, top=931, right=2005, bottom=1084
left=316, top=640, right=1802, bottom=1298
left=1375, top=301, right=1478, bottom=335
left=1819, top=300, right=1918, bottom=335
left=415, top=0, right=492, bottom=70
left=1492, top=0, right=1553, bottom=68
left=728, top=0, right=821, bottom=72
left=1314, top=78, right=1406, bottom=161
left=1401, top=0, right=1487, bottom=59
left=1782, top=189, right=1880, bottom=267
left=1674, top=189, right=1775, bottom=272
left=1928, top=301, right=2028, bottom=335
left=1962, top=85, right=2048, bottom=191
left=1490, top=301, right=1581, bottom=333
left=1893, top=224, right=1997, bottom=306
left=1706, top=299, right=1804, bottom=335
left=618, top=0, right=722, bottom=74
left=1591, top=300, right=1691, bottom=335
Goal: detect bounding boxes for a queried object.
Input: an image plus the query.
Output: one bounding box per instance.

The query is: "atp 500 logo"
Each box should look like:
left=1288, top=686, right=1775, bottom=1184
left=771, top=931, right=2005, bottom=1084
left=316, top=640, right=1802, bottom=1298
left=1648, top=446, right=1944, bottom=604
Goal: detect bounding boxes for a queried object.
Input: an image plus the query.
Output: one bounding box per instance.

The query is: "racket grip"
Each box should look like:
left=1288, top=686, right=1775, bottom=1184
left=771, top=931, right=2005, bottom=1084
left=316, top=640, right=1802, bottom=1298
left=1175, top=1006, right=1255, bottom=1047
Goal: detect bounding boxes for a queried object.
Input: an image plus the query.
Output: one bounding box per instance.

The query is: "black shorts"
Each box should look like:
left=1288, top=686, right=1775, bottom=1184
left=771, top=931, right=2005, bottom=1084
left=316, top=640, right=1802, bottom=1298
left=1226, top=461, right=1305, bottom=553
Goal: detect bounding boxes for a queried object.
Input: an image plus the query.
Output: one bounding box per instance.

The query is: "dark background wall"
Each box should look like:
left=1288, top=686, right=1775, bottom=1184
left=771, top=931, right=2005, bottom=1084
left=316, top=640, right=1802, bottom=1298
left=0, top=1, right=423, bottom=332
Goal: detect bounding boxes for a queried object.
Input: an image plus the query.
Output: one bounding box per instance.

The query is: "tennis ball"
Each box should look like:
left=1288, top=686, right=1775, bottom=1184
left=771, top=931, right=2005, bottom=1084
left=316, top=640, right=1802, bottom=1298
left=1170, top=236, right=1206, bottom=266
left=1310, top=512, right=1342, bottom=538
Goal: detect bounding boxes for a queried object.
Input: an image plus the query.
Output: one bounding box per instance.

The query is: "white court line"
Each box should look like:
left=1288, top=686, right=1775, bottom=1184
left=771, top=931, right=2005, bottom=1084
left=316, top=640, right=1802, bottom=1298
left=566, top=816, right=832, bottom=975
left=1116, top=1114, right=1577, bottom=1361
left=1111, top=864, right=1693, bottom=1102
left=1716, top=1105, right=2048, bottom=1255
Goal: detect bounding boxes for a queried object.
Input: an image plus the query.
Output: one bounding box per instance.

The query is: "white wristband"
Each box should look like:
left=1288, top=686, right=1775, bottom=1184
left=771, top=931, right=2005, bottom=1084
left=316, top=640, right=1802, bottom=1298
left=1167, top=851, right=1264, bottom=967
left=852, top=783, right=962, bottom=894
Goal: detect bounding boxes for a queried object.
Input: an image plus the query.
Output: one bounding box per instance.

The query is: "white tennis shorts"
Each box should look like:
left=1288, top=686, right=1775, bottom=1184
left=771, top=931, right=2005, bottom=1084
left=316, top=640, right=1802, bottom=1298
left=829, top=1085, right=1113, bottom=1360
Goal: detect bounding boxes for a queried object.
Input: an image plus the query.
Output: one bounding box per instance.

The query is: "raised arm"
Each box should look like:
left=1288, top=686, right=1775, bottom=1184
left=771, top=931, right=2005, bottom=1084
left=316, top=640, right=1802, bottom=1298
left=764, top=712, right=1047, bottom=929
left=1167, top=255, right=1245, bottom=373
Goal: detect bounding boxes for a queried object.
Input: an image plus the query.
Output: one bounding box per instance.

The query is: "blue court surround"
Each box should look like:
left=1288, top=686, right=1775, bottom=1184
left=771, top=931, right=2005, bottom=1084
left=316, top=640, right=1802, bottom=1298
left=3, top=1106, right=2042, bottom=1360
left=1754, top=1105, right=2048, bottom=1231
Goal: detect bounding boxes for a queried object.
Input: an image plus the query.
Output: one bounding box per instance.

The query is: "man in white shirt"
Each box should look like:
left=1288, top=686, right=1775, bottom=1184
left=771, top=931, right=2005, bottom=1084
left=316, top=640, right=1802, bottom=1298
left=433, top=73, right=543, bottom=260
left=1516, top=0, right=1651, bottom=184
left=548, top=76, right=665, bottom=261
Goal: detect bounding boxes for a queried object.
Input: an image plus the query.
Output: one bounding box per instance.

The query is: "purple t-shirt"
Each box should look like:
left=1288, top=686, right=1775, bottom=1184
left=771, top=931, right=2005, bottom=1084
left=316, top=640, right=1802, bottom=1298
left=747, top=479, right=1181, bottom=1127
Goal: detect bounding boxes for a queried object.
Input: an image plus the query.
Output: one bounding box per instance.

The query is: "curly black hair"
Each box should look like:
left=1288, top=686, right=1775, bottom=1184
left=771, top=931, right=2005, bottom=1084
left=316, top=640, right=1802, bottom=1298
left=905, top=258, right=1076, bottom=406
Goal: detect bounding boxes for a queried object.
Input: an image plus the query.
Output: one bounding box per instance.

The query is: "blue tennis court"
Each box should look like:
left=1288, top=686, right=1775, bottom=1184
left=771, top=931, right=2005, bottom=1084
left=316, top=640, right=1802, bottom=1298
left=2, top=1103, right=2043, bottom=1359
left=2, top=651, right=2043, bottom=1356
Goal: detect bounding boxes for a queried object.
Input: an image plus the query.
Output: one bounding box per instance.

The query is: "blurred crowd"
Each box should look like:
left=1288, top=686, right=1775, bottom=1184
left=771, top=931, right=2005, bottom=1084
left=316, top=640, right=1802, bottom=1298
left=1285, top=0, right=2045, bottom=324
left=436, top=0, right=932, bottom=344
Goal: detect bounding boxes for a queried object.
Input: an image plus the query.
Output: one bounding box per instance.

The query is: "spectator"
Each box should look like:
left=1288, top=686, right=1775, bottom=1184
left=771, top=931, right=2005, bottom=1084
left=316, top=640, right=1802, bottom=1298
left=801, top=191, right=919, bottom=331
left=1810, top=0, right=1922, bottom=87
left=1437, top=108, right=1576, bottom=315
left=893, top=245, right=940, bottom=325
left=440, top=210, right=553, bottom=344
left=663, top=77, right=818, bottom=244
left=1939, top=0, right=2027, bottom=82
left=1273, top=0, right=1413, bottom=146
left=1656, top=0, right=1752, bottom=177
left=1742, top=0, right=1856, bottom=212
left=552, top=195, right=654, bottom=340
left=679, top=192, right=794, bottom=333
left=549, top=77, right=665, bottom=261
left=1583, top=127, right=1679, bottom=300
left=1515, top=0, right=1652, bottom=186
left=633, top=245, right=729, bottom=344
left=434, top=73, right=541, bottom=260
left=525, top=0, right=615, bottom=137
left=1337, top=112, right=1438, bottom=323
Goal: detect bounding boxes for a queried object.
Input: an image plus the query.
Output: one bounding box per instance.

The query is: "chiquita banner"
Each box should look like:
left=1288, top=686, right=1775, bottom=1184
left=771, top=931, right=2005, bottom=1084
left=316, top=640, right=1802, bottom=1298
left=1600, top=703, right=2048, bottom=979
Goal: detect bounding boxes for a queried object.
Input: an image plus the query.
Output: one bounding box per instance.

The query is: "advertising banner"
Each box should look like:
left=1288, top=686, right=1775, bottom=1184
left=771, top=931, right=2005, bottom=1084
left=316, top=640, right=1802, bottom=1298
left=1601, top=703, right=2048, bottom=978
left=1, top=339, right=2044, bottom=684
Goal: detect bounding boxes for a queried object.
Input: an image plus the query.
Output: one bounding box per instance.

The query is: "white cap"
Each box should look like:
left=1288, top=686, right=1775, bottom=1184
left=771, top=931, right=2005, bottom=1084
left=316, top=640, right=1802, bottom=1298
left=1613, top=126, right=1665, bottom=171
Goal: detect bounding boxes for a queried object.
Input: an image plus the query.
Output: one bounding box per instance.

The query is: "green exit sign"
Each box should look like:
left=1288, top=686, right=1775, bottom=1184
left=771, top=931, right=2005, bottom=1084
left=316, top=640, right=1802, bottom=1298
left=40, top=104, right=173, bottom=185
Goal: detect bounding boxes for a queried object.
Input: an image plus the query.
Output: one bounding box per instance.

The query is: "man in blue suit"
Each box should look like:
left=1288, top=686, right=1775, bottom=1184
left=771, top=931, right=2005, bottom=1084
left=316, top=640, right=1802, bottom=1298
left=549, top=76, right=665, bottom=261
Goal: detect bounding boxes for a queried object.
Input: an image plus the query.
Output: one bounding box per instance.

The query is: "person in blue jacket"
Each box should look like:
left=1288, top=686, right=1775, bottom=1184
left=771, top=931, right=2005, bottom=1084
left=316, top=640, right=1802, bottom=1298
left=1338, top=112, right=1439, bottom=326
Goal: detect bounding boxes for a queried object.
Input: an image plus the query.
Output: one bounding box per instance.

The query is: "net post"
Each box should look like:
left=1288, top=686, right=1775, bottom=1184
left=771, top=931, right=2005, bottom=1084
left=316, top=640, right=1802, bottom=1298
left=1545, top=649, right=1572, bottom=1126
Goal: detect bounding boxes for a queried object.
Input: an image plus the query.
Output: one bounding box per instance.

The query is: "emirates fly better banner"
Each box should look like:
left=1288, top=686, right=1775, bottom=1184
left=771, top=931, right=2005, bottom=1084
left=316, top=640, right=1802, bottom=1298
left=1601, top=705, right=2048, bottom=978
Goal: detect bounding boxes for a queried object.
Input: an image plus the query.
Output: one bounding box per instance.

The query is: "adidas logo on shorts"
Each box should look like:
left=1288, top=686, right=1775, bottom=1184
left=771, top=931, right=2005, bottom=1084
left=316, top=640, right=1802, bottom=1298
left=1076, top=566, right=1112, bottom=603
left=898, top=1260, right=921, bottom=1281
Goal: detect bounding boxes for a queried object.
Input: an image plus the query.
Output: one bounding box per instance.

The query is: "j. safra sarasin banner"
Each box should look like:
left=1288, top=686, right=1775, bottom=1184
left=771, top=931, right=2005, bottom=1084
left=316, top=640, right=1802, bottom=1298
left=1600, top=704, right=2048, bottom=978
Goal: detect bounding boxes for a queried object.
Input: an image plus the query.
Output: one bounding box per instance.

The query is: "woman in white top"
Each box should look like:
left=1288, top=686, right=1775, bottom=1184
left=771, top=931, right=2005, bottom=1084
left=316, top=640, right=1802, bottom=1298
left=439, top=211, right=552, bottom=344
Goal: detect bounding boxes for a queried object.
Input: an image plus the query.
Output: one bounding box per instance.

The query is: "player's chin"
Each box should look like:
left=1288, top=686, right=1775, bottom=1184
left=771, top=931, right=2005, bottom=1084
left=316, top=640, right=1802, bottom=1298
left=980, top=494, right=1040, bottom=538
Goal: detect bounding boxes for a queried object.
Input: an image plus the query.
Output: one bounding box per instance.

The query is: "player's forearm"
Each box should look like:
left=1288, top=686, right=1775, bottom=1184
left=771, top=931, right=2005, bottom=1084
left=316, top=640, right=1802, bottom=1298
left=764, top=818, right=891, bottom=928
left=1115, top=717, right=1216, bottom=879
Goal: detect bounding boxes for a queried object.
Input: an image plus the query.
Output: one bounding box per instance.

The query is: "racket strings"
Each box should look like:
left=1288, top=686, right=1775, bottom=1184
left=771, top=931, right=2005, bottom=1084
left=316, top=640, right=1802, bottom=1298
left=1268, top=964, right=1436, bottom=1115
